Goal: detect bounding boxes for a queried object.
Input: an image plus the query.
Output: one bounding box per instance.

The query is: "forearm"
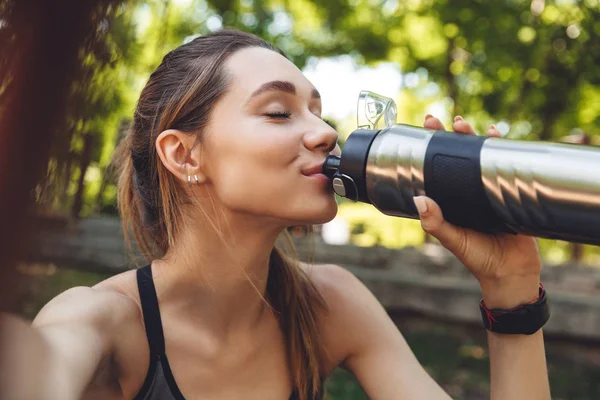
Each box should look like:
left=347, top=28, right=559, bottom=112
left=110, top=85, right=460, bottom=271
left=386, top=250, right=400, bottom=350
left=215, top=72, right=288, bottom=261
left=480, top=277, right=551, bottom=400
left=488, top=329, right=549, bottom=400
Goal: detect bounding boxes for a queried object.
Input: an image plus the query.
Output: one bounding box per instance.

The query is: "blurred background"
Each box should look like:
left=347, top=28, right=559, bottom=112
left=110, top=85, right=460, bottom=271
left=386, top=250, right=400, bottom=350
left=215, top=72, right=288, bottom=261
left=4, top=0, right=600, bottom=399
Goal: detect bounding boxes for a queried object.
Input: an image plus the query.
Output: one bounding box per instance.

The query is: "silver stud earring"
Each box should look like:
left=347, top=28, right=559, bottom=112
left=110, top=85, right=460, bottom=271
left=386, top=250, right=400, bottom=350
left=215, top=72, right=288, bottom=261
left=187, top=175, right=192, bottom=186
left=194, top=174, right=201, bottom=186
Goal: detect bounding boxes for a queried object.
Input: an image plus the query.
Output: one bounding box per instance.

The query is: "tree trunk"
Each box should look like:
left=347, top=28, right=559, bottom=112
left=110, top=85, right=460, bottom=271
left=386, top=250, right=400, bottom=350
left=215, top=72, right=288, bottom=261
left=94, top=167, right=108, bottom=213
left=59, top=150, right=73, bottom=207
left=0, top=0, right=117, bottom=312
left=570, top=243, right=584, bottom=263
left=71, top=133, right=94, bottom=218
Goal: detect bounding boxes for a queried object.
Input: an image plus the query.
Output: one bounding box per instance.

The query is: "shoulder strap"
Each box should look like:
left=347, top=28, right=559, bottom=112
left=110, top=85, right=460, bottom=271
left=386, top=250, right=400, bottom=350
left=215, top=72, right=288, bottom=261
left=136, top=264, right=166, bottom=355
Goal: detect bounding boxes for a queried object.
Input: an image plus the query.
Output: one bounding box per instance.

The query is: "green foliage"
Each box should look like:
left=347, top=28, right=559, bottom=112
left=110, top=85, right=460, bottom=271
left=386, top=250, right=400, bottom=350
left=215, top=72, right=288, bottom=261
left=324, top=368, right=367, bottom=400
left=338, top=202, right=424, bottom=248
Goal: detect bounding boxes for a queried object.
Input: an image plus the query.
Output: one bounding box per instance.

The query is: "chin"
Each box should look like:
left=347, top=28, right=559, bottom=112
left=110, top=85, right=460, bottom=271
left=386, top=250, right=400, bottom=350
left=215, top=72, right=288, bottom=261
left=303, top=201, right=338, bottom=225
left=278, top=194, right=338, bottom=226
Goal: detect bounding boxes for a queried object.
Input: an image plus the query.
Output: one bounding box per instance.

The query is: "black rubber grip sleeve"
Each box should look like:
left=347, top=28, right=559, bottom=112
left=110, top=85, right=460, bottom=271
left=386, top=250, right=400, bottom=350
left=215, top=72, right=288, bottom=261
left=423, top=131, right=515, bottom=234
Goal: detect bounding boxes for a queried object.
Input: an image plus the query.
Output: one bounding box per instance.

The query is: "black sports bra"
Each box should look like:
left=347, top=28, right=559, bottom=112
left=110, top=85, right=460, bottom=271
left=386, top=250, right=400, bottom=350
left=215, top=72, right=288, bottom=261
left=133, top=264, right=302, bottom=400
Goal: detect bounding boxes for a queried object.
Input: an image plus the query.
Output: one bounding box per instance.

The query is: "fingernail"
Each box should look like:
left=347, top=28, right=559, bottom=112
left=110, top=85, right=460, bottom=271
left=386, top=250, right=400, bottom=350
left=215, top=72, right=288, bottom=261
left=425, top=114, right=434, bottom=121
left=490, top=124, right=496, bottom=130
left=413, top=196, right=428, bottom=215
left=454, top=115, right=463, bottom=122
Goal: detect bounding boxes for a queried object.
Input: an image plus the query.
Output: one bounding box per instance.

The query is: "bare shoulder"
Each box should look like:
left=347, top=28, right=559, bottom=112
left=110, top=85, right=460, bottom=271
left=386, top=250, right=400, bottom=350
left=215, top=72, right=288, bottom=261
left=299, top=263, right=369, bottom=309
left=302, top=264, right=403, bottom=366
left=33, top=269, right=140, bottom=329
left=300, top=263, right=386, bottom=368
left=94, top=268, right=140, bottom=302
left=20, top=270, right=147, bottom=400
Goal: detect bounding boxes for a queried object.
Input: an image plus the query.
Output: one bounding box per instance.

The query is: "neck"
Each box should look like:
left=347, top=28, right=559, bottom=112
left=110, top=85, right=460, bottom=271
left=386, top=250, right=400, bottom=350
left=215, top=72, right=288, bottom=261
left=151, top=211, right=285, bottom=335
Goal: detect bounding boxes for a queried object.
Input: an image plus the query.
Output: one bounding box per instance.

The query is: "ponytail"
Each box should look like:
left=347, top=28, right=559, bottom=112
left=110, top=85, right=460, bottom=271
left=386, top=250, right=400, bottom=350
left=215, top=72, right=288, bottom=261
left=268, top=232, right=327, bottom=400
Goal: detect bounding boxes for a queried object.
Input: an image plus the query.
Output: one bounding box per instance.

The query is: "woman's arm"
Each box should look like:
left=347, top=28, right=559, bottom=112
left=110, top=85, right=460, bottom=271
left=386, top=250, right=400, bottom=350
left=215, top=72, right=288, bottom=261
left=0, top=287, right=138, bottom=400
left=315, top=264, right=549, bottom=400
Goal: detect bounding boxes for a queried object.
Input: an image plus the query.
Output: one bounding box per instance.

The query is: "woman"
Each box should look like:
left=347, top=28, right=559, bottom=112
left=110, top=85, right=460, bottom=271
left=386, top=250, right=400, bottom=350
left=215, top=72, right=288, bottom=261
left=1, top=29, right=550, bottom=399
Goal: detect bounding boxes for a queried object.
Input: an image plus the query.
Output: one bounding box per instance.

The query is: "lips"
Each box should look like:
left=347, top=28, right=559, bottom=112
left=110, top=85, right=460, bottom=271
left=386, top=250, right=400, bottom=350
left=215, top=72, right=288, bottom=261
left=301, top=163, right=326, bottom=176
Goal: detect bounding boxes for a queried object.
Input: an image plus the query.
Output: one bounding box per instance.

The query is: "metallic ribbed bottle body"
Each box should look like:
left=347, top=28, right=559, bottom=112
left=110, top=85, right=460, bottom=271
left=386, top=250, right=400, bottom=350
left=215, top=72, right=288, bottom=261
left=480, top=139, right=600, bottom=244
left=365, top=125, right=433, bottom=218
left=360, top=124, right=600, bottom=244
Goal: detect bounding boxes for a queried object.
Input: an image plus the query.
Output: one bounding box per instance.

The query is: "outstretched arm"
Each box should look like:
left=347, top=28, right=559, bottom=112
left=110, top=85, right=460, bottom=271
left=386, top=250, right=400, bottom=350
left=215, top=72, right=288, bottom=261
left=1, top=287, right=138, bottom=400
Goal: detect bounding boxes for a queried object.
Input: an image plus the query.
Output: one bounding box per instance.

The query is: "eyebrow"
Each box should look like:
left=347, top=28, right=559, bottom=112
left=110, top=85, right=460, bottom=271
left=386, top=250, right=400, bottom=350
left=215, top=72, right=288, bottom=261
left=248, top=80, right=321, bottom=101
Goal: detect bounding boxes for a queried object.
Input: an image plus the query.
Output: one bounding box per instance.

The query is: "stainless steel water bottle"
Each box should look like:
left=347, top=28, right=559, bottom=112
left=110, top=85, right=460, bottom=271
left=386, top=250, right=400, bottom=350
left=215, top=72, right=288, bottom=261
left=322, top=91, right=600, bottom=245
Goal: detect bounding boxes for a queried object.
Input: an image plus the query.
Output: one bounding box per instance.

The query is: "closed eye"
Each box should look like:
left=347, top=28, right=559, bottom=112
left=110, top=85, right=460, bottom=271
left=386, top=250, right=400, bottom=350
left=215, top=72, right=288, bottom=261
left=265, top=111, right=291, bottom=119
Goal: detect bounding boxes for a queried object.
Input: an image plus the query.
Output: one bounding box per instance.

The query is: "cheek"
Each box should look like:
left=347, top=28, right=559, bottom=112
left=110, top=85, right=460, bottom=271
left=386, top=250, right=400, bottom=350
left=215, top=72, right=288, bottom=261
left=206, top=133, right=299, bottom=208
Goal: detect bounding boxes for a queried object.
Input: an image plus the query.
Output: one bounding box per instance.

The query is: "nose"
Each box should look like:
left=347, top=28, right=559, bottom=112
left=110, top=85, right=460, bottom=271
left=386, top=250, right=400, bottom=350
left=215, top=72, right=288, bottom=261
left=303, top=119, right=339, bottom=154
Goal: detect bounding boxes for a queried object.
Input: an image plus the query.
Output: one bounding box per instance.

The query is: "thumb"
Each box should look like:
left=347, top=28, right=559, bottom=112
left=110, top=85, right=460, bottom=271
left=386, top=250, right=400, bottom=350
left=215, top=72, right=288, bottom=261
left=413, top=196, right=466, bottom=254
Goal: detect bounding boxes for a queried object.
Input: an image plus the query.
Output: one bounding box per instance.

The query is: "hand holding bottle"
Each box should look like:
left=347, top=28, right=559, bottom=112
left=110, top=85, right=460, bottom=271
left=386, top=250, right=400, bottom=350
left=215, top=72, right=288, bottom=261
left=415, top=115, right=541, bottom=309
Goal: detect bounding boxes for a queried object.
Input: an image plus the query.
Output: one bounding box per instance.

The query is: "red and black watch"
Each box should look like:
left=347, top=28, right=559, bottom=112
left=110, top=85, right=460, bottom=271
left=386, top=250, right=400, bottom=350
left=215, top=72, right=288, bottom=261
left=479, top=284, right=550, bottom=335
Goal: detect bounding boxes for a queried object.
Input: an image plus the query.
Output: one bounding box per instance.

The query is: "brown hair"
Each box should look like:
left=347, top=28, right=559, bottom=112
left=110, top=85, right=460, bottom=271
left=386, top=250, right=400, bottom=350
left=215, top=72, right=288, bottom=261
left=116, top=29, right=326, bottom=399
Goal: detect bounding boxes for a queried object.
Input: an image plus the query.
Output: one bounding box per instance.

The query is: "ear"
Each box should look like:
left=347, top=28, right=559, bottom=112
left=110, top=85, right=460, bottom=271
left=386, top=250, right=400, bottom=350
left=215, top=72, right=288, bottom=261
left=155, top=129, right=206, bottom=183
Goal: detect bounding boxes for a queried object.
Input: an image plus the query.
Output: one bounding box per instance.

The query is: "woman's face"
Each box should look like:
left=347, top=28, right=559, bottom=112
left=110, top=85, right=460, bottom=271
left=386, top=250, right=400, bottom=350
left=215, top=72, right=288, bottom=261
left=200, top=46, right=340, bottom=227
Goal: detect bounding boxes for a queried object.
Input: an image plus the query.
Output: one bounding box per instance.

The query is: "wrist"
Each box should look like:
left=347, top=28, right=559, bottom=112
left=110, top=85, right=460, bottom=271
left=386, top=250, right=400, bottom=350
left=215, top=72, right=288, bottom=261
left=479, top=274, right=540, bottom=309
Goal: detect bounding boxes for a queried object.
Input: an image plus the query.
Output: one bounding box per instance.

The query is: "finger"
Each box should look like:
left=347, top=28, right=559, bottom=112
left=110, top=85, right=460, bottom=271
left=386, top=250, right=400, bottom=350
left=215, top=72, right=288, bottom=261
left=413, top=196, right=467, bottom=256
left=424, top=114, right=446, bottom=131
left=452, top=116, right=476, bottom=135
left=487, top=124, right=502, bottom=138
